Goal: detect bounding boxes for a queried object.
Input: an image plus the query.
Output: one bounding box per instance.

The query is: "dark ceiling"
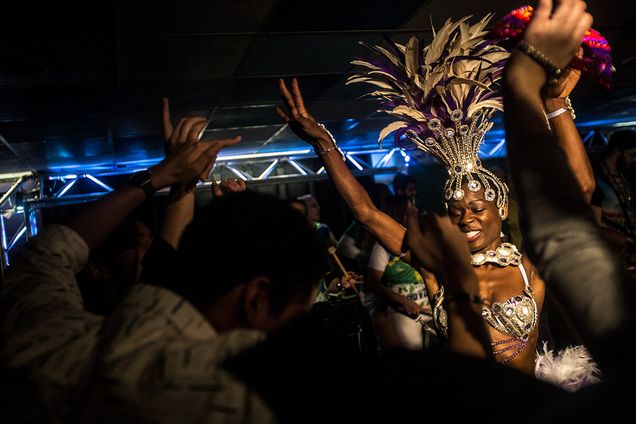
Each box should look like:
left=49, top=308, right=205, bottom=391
left=1, top=0, right=635, bottom=175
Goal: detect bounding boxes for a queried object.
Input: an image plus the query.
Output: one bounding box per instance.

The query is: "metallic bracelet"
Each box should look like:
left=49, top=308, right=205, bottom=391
left=516, top=40, right=563, bottom=84
left=314, top=123, right=346, bottom=161
left=546, top=96, right=576, bottom=121
left=444, top=290, right=483, bottom=306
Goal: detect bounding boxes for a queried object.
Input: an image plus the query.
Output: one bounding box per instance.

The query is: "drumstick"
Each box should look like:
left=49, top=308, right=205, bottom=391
left=327, top=247, right=359, bottom=296
left=196, top=108, right=214, bottom=141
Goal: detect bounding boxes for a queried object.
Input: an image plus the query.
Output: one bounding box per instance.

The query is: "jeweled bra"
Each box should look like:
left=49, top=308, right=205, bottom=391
left=432, top=261, right=538, bottom=363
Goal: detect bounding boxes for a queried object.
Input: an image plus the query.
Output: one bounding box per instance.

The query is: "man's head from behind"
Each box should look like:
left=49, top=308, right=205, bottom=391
left=178, top=190, right=327, bottom=334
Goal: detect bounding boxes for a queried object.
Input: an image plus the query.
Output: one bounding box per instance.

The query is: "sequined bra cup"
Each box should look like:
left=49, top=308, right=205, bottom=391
left=432, top=264, right=538, bottom=362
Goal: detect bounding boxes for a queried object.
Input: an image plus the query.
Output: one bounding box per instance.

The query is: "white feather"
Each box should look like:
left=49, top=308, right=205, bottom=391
left=535, top=343, right=601, bottom=392
left=390, top=105, right=427, bottom=122
left=378, top=121, right=409, bottom=146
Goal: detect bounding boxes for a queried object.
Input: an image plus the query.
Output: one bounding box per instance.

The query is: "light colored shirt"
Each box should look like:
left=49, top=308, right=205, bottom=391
left=0, top=225, right=275, bottom=423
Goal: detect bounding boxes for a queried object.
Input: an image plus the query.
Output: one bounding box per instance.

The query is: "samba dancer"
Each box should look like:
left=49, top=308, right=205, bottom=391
left=276, top=4, right=607, bottom=379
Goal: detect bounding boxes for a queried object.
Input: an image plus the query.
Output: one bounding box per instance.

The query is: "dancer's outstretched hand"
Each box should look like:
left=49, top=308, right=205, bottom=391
left=276, top=78, right=333, bottom=148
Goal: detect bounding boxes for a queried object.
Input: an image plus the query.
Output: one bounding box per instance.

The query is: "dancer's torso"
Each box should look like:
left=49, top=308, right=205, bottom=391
left=428, top=257, right=542, bottom=375
left=474, top=260, right=541, bottom=374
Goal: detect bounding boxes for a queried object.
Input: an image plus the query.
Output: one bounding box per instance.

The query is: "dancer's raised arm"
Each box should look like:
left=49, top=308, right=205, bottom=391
left=276, top=78, right=407, bottom=257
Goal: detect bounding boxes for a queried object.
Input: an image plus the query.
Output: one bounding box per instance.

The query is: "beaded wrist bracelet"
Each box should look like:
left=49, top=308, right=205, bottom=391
left=314, top=123, right=346, bottom=161
left=516, top=40, right=563, bottom=84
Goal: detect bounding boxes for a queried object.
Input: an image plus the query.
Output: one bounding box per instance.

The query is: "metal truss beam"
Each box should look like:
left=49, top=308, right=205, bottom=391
left=0, top=172, right=38, bottom=278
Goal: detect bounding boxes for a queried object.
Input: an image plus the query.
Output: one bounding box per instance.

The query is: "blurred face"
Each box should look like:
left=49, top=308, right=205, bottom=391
left=621, top=148, right=636, bottom=168
left=302, top=196, right=321, bottom=223
left=404, top=182, right=417, bottom=202
left=447, top=186, right=502, bottom=253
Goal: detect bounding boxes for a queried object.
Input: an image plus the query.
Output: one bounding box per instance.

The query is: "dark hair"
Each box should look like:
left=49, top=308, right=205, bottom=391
left=392, top=173, right=416, bottom=193
left=379, top=195, right=410, bottom=227
left=607, top=130, right=636, bottom=156
left=178, top=191, right=328, bottom=314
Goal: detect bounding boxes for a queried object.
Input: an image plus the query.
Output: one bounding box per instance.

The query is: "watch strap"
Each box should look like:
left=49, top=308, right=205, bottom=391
left=128, top=170, right=156, bottom=199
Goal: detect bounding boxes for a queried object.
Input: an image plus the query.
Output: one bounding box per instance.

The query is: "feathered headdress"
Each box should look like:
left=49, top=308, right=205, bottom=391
left=489, top=5, right=614, bottom=89
left=347, top=14, right=510, bottom=215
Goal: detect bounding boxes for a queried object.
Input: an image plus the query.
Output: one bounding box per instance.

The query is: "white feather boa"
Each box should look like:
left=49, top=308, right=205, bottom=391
left=534, top=343, right=601, bottom=392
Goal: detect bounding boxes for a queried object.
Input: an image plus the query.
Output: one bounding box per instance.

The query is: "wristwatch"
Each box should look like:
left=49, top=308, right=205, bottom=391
left=127, top=169, right=156, bottom=199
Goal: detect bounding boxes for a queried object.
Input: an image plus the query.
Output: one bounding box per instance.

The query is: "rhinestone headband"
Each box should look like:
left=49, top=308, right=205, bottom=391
left=405, top=109, right=509, bottom=216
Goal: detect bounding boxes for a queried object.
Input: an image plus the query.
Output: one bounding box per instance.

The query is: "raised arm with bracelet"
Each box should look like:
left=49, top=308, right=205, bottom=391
left=276, top=79, right=407, bottom=258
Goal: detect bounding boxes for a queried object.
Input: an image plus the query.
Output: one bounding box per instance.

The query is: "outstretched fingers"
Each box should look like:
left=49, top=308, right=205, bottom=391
left=291, top=78, right=308, bottom=117
left=170, top=119, right=186, bottom=145
left=278, top=79, right=299, bottom=117
left=275, top=106, right=291, bottom=123
left=200, top=162, right=215, bottom=181
left=188, top=121, right=208, bottom=143
left=194, top=136, right=242, bottom=173
left=162, top=97, right=174, bottom=140
left=179, top=117, right=207, bottom=144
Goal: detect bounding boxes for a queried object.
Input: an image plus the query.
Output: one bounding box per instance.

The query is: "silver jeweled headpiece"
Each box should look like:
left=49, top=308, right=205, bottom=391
left=348, top=14, right=510, bottom=216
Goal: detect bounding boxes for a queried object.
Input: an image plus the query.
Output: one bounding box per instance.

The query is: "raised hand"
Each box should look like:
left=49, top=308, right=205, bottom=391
left=524, top=0, right=593, bottom=69
left=405, top=205, right=475, bottom=292
left=161, top=97, right=207, bottom=155
left=151, top=135, right=241, bottom=190
left=404, top=204, right=440, bottom=273
left=276, top=78, right=332, bottom=148
left=162, top=98, right=225, bottom=184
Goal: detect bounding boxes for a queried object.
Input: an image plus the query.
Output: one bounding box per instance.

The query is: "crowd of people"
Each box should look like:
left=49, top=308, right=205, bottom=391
left=1, top=0, right=636, bottom=422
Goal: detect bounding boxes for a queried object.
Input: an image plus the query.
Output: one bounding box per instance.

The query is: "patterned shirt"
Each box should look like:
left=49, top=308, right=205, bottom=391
left=368, top=242, right=431, bottom=319
left=0, top=225, right=275, bottom=423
